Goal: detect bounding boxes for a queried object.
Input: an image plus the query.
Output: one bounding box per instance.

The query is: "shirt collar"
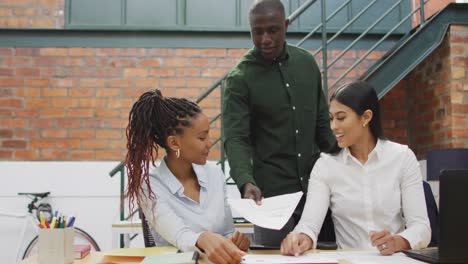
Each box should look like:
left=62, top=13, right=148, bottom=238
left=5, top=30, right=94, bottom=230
left=157, top=158, right=208, bottom=195
left=342, top=139, right=382, bottom=165
left=252, top=42, right=290, bottom=65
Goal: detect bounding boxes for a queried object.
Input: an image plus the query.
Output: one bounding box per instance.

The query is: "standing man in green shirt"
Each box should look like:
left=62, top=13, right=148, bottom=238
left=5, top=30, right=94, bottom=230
left=222, top=0, right=336, bottom=247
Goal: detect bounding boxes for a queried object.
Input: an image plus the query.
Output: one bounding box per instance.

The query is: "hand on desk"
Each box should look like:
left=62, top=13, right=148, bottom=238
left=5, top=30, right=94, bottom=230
left=280, top=232, right=313, bottom=256
left=196, top=231, right=246, bottom=264
left=369, top=230, right=410, bottom=256
left=229, top=230, right=250, bottom=251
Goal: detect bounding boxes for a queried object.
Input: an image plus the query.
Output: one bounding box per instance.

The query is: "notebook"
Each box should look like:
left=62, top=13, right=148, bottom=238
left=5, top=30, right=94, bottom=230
left=403, top=169, right=468, bottom=263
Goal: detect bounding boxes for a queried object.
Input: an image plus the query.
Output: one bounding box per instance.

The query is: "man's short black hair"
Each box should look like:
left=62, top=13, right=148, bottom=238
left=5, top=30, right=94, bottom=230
left=249, top=0, right=285, bottom=17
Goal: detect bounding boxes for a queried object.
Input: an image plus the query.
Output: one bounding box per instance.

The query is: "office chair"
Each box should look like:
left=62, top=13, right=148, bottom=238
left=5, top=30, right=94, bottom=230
left=139, top=208, right=156, bottom=247
left=316, top=208, right=337, bottom=250
left=426, top=148, right=468, bottom=181
left=423, top=181, right=439, bottom=247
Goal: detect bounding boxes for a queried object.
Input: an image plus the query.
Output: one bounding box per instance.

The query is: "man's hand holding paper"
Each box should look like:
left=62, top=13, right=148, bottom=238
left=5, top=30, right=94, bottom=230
left=228, top=192, right=303, bottom=230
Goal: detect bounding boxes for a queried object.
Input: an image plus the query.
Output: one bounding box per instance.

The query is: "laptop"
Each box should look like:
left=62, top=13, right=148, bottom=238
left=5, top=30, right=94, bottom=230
left=403, top=170, right=468, bottom=263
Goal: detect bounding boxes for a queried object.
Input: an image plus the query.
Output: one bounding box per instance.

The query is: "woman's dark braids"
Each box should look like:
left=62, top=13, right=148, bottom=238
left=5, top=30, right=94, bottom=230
left=125, top=89, right=201, bottom=211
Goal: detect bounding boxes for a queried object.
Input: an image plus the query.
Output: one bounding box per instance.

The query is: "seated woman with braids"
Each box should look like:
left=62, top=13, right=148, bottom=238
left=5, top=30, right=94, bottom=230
left=125, top=89, right=249, bottom=264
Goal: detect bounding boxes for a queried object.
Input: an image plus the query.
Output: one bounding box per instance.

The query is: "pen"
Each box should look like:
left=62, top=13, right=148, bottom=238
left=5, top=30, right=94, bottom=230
left=51, top=217, right=57, bottom=229
left=66, top=216, right=75, bottom=228
left=192, top=251, right=199, bottom=263
left=39, top=212, right=46, bottom=227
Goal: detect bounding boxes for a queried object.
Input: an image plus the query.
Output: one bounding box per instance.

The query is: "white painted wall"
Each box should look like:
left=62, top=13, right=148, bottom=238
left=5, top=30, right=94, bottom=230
left=0, top=161, right=241, bottom=264
left=0, top=161, right=122, bottom=264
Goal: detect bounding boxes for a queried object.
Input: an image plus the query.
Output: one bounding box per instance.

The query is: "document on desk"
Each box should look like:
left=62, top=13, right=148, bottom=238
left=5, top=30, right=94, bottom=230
left=241, top=253, right=337, bottom=264
left=316, top=250, right=426, bottom=264
left=228, top=191, right=303, bottom=230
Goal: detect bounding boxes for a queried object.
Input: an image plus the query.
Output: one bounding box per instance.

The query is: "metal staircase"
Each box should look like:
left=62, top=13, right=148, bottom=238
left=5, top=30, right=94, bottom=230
left=363, top=3, right=468, bottom=98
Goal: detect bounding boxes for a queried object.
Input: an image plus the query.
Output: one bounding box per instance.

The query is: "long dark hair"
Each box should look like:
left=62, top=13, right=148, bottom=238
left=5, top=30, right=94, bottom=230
left=327, top=81, right=385, bottom=153
left=125, top=89, right=201, bottom=211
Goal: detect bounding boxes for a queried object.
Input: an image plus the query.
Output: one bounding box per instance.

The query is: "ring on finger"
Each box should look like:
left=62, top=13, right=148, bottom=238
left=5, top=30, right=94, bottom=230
left=382, top=243, right=387, bottom=250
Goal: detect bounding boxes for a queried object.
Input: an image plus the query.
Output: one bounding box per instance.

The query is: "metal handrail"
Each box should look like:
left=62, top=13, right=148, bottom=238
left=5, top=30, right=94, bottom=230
left=326, top=0, right=406, bottom=71
left=330, top=1, right=427, bottom=90
left=288, top=0, right=318, bottom=24
left=313, top=0, right=378, bottom=57
left=296, top=0, right=352, bottom=47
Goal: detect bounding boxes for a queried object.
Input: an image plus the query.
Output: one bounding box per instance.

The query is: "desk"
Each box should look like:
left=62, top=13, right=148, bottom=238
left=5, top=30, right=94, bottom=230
left=18, top=250, right=353, bottom=264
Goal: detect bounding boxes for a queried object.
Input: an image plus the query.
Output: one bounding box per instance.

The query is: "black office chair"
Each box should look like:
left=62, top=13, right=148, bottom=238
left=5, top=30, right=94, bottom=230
left=139, top=208, right=156, bottom=247
left=423, top=181, right=439, bottom=247
left=316, top=208, right=337, bottom=250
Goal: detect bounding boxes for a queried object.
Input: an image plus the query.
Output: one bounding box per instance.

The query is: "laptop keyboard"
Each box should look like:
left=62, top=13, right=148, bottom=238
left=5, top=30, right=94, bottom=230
left=415, top=248, right=439, bottom=259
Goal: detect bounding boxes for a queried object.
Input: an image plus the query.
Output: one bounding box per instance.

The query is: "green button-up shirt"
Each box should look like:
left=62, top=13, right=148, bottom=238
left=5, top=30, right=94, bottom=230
left=222, top=44, right=336, bottom=198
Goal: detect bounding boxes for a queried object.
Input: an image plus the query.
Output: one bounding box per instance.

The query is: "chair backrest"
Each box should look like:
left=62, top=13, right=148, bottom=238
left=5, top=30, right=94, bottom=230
left=139, top=208, right=156, bottom=247
left=423, top=181, right=439, bottom=247
left=427, top=148, right=468, bottom=181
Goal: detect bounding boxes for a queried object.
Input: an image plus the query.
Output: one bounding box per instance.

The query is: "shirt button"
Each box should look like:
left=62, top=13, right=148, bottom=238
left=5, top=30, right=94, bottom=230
left=279, top=62, right=282, bottom=66
left=296, top=129, right=299, bottom=134
left=286, top=83, right=290, bottom=87
left=292, top=106, right=296, bottom=110
left=298, top=153, right=301, bottom=157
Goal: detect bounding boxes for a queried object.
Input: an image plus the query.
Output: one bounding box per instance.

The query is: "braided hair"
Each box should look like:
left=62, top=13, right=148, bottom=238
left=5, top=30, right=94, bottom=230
left=125, top=89, right=201, bottom=210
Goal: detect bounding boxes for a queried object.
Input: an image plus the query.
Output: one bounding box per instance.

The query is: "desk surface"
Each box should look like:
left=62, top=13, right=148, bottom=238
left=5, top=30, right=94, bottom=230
left=18, top=250, right=356, bottom=264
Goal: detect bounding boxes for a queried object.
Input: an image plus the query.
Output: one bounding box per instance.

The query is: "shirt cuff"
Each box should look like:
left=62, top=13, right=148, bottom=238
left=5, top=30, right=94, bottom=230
left=293, top=225, right=318, bottom=250
left=180, top=232, right=203, bottom=252
left=397, top=227, right=430, bottom=250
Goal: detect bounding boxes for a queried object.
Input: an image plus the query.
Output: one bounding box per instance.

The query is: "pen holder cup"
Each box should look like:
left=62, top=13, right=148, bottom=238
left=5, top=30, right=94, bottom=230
left=38, top=227, right=74, bottom=264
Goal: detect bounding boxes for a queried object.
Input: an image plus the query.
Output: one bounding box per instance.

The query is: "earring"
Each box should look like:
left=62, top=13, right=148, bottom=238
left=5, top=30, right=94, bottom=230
left=176, top=149, right=180, bottom=158
left=363, top=123, right=366, bottom=127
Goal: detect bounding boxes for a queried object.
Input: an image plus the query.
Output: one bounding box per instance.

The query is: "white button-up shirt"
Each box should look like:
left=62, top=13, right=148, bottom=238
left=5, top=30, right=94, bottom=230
left=140, top=158, right=235, bottom=252
left=294, top=139, right=431, bottom=249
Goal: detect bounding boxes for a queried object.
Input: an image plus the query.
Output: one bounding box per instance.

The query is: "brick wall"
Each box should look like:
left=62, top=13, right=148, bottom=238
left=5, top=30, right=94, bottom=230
left=0, top=0, right=64, bottom=28
left=385, top=24, right=468, bottom=159
left=380, top=81, right=410, bottom=145
left=0, top=45, right=383, bottom=161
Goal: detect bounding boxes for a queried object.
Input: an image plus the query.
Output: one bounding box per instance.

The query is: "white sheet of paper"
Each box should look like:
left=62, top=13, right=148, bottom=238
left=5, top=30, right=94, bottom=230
left=228, top=191, right=303, bottom=230
left=316, top=250, right=426, bottom=264
left=241, top=253, right=337, bottom=264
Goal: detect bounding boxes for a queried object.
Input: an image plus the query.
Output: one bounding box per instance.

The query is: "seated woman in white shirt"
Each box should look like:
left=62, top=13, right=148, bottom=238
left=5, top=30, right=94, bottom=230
left=125, top=89, right=249, bottom=264
left=281, top=81, right=431, bottom=256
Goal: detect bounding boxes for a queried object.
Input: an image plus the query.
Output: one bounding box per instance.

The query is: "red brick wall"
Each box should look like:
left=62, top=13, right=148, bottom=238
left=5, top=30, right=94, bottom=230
left=0, top=46, right=383, bottom=160
left=380, top=81, right=409, bottom=145
left=384, top=24, right=468, bottom=159
left=0, top=0, right=64, bottom=28
left=411, top=0, right=454, bottom=27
